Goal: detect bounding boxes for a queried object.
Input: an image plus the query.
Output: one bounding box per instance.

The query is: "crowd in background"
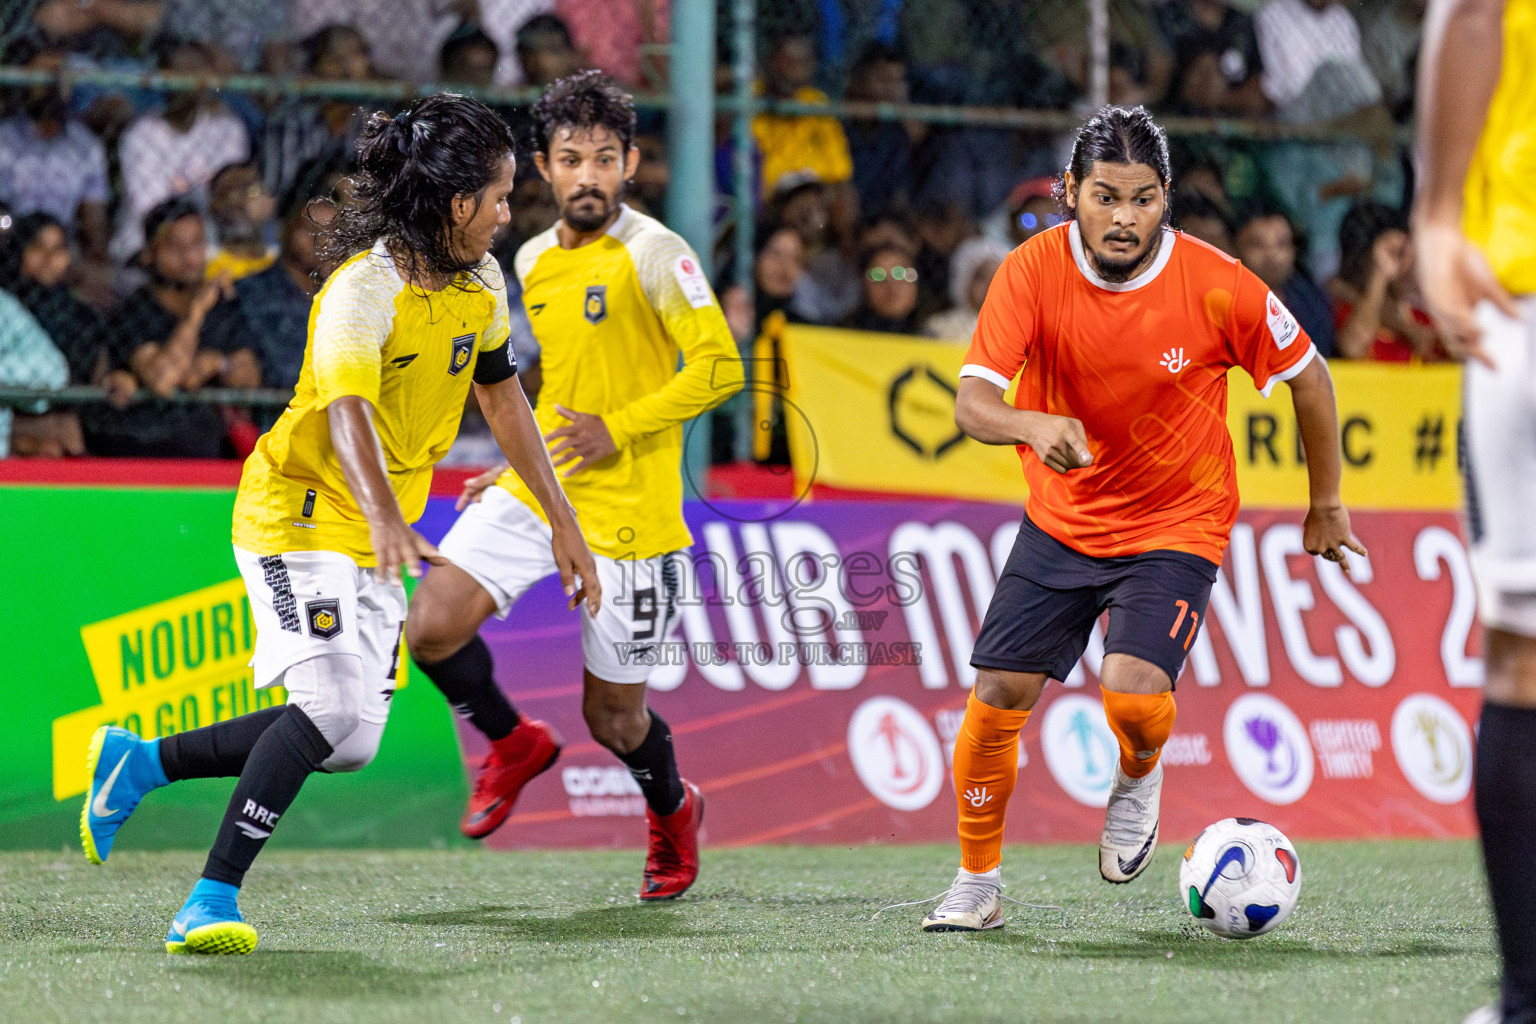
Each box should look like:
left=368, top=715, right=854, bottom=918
left=0, top=0, right=1441, bottom=461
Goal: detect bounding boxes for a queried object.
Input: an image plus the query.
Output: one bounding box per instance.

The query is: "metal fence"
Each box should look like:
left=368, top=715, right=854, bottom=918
left=0, top=0, right=1424, bottom=461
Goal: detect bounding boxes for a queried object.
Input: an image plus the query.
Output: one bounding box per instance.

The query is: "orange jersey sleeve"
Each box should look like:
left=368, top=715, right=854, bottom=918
left=962, top=244, right=1037, bottom=388
left=1222, top=261, right=1317, bottom=397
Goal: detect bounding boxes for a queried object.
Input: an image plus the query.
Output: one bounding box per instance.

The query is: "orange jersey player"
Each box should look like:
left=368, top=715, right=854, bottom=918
left=919, top=106, right=1364, bottom=933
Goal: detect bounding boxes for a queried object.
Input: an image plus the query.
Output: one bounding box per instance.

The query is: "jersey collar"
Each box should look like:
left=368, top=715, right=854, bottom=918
left=1068, top=220, right=1176, bottom=293
left=607, top=203, right=632, bottom=237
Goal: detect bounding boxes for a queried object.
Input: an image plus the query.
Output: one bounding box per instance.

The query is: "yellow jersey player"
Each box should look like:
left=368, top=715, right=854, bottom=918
left=78, top=94, right=598, bottom=955
left=1416, top=1, right=1536, bottom=1021
left=407, top=72, right=744, bottom=900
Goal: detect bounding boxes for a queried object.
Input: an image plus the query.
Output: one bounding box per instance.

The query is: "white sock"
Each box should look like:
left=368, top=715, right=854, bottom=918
left=960, top=865, right=1000, bottom=882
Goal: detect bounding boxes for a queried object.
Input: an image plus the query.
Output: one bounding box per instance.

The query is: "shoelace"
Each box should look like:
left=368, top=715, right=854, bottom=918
left=1102, top=771, right=1158, bottom=848
left=470, top=749, right=526, bottom=801
left=871, top=874, right=1066, bottom=926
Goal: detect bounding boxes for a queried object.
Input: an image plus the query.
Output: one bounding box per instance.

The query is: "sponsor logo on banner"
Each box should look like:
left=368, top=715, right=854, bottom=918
left=1309, top=719, right=1381, bottom=779
left=562, top=765, right=646, bottom=816
left=1162, top=733, right=1213, bottom=767
left=52, top=579, right=289, bottom=800
left=888, top=364, right=966, bottom=459
left=846, top=696, right=944, bottom=811
left=1224, top=694, right=1315, bottom=805
left=1041, top=695, right=1119, bottom=807
left=1391, top=694, right=1472, bottom=804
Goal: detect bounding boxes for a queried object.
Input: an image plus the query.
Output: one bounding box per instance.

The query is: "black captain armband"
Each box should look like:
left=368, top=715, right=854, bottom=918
left=472, top=341, right=518, bottom=385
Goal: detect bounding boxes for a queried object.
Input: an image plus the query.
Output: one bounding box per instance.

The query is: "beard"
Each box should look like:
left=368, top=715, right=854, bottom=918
left=561, top=183, right=624, bottom=233
left=1086, top=227, right=1162, bottom=283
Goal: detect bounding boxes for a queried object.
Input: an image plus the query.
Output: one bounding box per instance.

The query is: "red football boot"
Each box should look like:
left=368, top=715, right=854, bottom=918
left=640, top=780, right=704, bottom=900
left=460, top=719, right=562, bottom=839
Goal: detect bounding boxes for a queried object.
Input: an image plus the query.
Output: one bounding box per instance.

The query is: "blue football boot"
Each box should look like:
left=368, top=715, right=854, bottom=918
left=80, top=725, right=168, bottom=865
left=165, top=879, right=258, bottom=955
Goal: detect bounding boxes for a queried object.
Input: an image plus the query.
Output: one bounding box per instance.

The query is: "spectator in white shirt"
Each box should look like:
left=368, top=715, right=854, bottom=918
left=477, top=0, right=554, bottom=86
left=112, top=40, right=249, bottom=261
left=291, top=0, right=475, bottom=83
left=1254, top=0, right=1382, bottom=122
left=0, top=49, right=111, bottom=261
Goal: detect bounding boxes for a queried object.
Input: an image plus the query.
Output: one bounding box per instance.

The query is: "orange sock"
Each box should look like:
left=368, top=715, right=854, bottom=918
left=953, top=691, right=1031, bottom=873
left=1101, top=688, right=1177, bottom=778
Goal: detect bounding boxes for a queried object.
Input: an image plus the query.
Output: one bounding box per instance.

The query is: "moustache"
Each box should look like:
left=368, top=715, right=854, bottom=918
left=1102, top=231, right=1140, bottom=245
left=569, top=189, right=607, bottom=204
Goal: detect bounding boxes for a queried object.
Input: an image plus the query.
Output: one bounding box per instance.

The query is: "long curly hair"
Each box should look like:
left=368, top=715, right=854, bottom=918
left=322, top=92, right=516, bottom=290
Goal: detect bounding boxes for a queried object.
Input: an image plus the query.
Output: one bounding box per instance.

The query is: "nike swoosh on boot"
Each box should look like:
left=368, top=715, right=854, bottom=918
left=1117, top=823, right=1158, bottom=877
left=91, top=752, right=131, bottom=818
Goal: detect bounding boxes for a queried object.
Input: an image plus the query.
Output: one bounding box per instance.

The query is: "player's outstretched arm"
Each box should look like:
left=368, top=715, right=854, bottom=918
left=1412, top=0, right=1515, bottom=360
left=1286, top=357, right=1368, bottom=575
left=476, top=376, right=601, bottom=615
left=328, top=395, right=447, bottom=586
left=954, top=376, right=1092, bottom=473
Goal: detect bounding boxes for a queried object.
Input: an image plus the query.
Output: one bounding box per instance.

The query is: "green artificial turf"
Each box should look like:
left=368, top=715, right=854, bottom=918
left=0, top=841, right=1497, bottom=1024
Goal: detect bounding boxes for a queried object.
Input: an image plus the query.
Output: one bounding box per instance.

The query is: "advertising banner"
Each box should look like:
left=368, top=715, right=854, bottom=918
left=1, top=467, right=1481, bottom=852
left=779, top=326, right=1462, bottom=511
left=0, top=482, right=468, bottom=850
left=422, top=499, right=1482, bottom=850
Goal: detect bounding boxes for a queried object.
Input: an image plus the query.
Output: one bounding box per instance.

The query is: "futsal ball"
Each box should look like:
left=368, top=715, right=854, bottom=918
left=1179, top=817, right=1301, bottom=939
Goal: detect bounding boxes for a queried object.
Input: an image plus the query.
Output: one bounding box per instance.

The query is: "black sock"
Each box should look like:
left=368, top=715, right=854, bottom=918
left=617, top=710, right=685, bottom=816
left=202, top=704, right=332, bottom=887
left=160, top=706, right=287, bottom=781
left=1477, top=701, right=1536, bottom=1024
left=413, top=635, right=519, bottom=741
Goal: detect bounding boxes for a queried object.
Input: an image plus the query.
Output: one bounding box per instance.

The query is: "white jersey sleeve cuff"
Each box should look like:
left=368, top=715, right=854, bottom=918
left=958, top=363, right=1013, bottom=390
left=1256, top=343, right=1317, bottom=398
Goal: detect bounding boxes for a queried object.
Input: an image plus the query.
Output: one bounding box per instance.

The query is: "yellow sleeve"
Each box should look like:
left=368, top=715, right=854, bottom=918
left=476, top=256, right=513, bottom=353
left=603, top=234, right=745, bottom=449
left=816, top=115, right=853, bottom=184
left=797, top=88, right=852, bottom=184
left=310, top=262, right=397, bottom=409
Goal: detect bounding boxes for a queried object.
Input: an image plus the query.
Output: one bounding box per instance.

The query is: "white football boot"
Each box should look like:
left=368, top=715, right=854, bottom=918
left=1099, top=762, right=1162, bottom=883
left=921, top=868, right=1004, bottom=932
left=1461, top=1006, right=1501, bottom=1024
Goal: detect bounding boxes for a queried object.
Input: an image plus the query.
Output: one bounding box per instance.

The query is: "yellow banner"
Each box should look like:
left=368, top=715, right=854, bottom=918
left=54, top=577, right=410, bottom=799
left=780, top=326, right=1462, bottom=511
left=780, top=326, right=1024, bottom=502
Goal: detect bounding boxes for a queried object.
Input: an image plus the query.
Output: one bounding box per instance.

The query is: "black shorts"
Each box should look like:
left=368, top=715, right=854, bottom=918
left=970, top=515, right=1221, bottom=686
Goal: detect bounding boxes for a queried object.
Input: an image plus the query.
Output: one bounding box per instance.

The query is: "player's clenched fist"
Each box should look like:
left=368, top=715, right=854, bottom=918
left=1025, top=413, right=1094, bottom=474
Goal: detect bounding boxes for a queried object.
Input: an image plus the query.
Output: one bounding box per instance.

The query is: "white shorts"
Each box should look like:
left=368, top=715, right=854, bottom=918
left=436, top=486, right=680, bottom=683
left=1465, top=297, right=1536, bottom=637
left=234, top=546, right=407, bottom=727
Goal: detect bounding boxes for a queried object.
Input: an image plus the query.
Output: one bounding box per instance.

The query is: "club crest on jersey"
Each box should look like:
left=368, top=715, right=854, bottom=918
left=584, top=285, right=608, bottom=324
left=449, top=333, right=475, bottom=376
left=305, top=599, right=343, bottom=640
